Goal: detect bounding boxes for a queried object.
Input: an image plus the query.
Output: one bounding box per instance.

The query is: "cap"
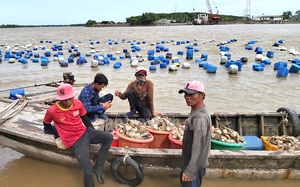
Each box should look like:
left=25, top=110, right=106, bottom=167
left=178, top=81, right=205, bottom=94
left=135, top=66, right=147, bottom=76
left=56, top=83, right=78, bottom=100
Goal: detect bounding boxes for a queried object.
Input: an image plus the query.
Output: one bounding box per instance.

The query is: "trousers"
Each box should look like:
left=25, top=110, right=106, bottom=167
left=71, top=127, right=113, bottom=187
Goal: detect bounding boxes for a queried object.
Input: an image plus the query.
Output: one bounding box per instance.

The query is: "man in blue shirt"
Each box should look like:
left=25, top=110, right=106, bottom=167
left=78, top=73, right=113, bottom=121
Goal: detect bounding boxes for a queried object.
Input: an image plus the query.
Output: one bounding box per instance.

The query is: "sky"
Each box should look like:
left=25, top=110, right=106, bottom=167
left=0, top=0, right=299, bottom=25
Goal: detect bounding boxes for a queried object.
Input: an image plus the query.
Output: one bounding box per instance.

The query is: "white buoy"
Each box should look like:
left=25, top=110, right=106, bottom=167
left=228, top=64, right=238, bottom=74
left=255, top=54, right=263, bottom=61
left=98, top=56, right=104, bottom=61
left=169, top=64, right=178, bottom=71
left=91, top=60, right=98, bottom=67
left=131, top=60, right=139, bottom=67
left=220, top=56, right=228, bottom=64
left=182, top=62, right=190, bottom=69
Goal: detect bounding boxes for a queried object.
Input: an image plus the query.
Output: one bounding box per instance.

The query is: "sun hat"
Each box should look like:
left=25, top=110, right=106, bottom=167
left=178, top=81, right=205, bottom=94
left=56, top=83, right=78, bottom=100
left=135, top=66, right=147, bottom=76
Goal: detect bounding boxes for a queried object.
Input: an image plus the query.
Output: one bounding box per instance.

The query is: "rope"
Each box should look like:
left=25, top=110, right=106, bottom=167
left=123, top=146, right=130, bottom=165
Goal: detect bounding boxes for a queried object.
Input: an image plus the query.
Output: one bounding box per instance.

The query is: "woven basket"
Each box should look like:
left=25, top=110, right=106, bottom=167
left=116, top=129, right=154, bottom=148
left=168, top=132, right=182, bottom=149
left=147, top=128, right=171, bottom=148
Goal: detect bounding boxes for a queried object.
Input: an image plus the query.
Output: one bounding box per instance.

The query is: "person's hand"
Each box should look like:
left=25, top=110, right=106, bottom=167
left=115, top=90, right=122, bottom=97
left=182, top=172, right=192, bottom=182
left=55, top=137, right=66, bottom=150
left=152, top=111, right=160, bottom=117
left=101, top=101, right=112, bottom=110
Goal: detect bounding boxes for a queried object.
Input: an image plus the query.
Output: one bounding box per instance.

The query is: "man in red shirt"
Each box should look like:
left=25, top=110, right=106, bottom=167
left=43, top=83, right=113, bottom=187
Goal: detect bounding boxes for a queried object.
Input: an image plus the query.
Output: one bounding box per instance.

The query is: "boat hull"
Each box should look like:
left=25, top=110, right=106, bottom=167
left=0, top=96, right=300, bottom=180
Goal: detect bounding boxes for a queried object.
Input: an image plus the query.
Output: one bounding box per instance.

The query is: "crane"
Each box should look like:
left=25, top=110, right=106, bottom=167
left=205, top=0, right=220, bottom=24
left=192, top=0, right=220, bottom=25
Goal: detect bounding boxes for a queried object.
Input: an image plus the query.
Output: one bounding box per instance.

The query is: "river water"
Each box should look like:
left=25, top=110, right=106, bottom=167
left=0, top=24, right=300, bottom=186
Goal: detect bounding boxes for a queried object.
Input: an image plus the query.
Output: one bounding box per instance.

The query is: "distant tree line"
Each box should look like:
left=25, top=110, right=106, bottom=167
left=1, top=9, right=299, bottom=28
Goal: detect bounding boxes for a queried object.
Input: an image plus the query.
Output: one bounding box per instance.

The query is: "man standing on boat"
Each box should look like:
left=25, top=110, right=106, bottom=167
left=114, top=67, right=160, bottom=121
left=178, top=81, right=212, bottom=187
left=43, top=83, right=113, bottom=187
left=78, top=73, right=113, bottom=121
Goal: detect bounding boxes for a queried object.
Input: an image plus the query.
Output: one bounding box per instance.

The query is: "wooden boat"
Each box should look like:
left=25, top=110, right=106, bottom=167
left=0, top=86, right=300, bottom=184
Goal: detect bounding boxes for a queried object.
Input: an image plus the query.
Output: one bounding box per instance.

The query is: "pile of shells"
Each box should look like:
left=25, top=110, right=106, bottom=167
left=211, top=125, right=245, bottom=143
left=170, top=122, right=185, bottom=142
left=145, top=116, right=177, bottom=132
left=267, top=135, right=300, bottom=151
left=117, top=119, right=152, bottom=140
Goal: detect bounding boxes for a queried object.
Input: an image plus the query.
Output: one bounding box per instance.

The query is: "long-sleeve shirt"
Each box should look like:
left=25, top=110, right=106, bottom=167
left=78, top=83, right=104, bottom=114
left=182, top=105, right=211, bottom=179
left=119, top=79, right=155, bottom=113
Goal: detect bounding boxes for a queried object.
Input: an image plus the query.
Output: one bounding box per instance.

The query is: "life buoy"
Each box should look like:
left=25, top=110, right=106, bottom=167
left=111, top=156, right=143, bottom=186
left=277, top=107, right=300, bottom=136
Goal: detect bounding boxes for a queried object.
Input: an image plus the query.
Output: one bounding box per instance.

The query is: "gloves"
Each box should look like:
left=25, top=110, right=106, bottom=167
left=55, top=137, right=66, bottom=150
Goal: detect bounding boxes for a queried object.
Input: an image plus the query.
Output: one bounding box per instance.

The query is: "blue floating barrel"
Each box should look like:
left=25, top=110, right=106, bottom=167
left=199, top=61, right=208, bottom=68
left=31, top=58, right=39, bottom=63
left=20, top=58, right=28, bottom=64
left=103, top=57, right=110, bottom=64
left=245, top=45, right=253, bottom=50
left=9, top=88, right=25, bottom=100
left=44, top=51, right=51, bottom=57
left=162, top=59, right=170, bottom=64
left=291, top=58, right=300, bottom=64
left=68, top=57, right=74, bottom=63
left=278, top=39, right=284, bottom=44
left=60, top=61, right=68, bottom=67
left=255, top=46, right=263, bottom=54
left=110, top=56, right=117, bottom=60
left=253, top=65, right=264, bottom=71
left=149, top=65, right=156, bottom=71
left=186, top=50, right=193, bottom=59
left=33, top=53, right=39, bottom=58
left=160, top=63, right=167, bottom=68
left=163, top=48, right=169, bottom=52
left=273, top=42, right=280, bottom=47
left=147, top=55, right=154, bottom=61
left=274, top=62, right=287, bottom=70
left=177, top=51, right=184, bottom=55
left=289, top=64, right=300, bottom=73
left=206, top=64, right=217, bottom=73
left=172, top=58, right=179, bottom=63
left=98, top=61, right=104, bottom=65
left=194, top=48, right=199, bottom=52
left=201, top=53, right=208, bottom=60
left=224, top=53, right=231, bottom=60
left=119, top=56, right=125, bottom=59
left=113, top=62, right=121, bottom=69
left=266, top=51, right=274, bottom=58
left=276, top=67, right=289, bottom=77
left=262, top=59, right=271, bottom=65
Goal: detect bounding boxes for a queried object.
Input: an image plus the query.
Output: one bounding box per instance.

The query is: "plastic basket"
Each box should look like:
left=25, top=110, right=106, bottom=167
left=211, top=139, right=247, bottom=150
left=168, top=133, right=182, bottom=149
left=146, top=128, right=171, bottom=148
left=116, top=129, right=154, bottom=148
left=261, top=136, right=279, bottom=151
